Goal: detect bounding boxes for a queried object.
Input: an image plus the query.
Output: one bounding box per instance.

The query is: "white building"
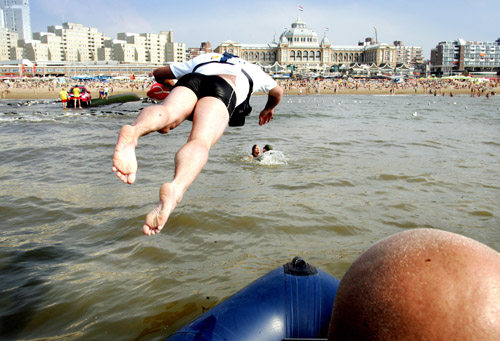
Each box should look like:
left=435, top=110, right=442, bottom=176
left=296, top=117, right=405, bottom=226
left=216, top=17, right=422, bottom=76
left=141, top=32, right=169, bottom=63
left=393, top=41, right=424, bottom=65
left=24, top=32, right=63, bottom=61
left=0, top=8, right=4, bottom=28
left=166, top=41, right=186, bottom=63
left=1, top=0, right=31, bottom=40
left=0, top=26, right=16, bottom=59
left=431, top=38, right=500, bottom=76
left=100, top=29, right=185, bottom=64
left=47, top=22, right=107, bottom=62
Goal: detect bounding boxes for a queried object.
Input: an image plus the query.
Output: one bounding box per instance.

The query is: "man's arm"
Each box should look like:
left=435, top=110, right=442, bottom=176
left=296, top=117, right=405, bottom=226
left=259, top=85, right=284, bottom=126
left=153, top=66, right=176, bottom=87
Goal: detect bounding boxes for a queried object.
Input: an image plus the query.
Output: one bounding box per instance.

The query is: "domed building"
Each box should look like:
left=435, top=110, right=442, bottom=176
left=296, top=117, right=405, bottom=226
left=215, top=17, right=417, bottom=76
left=216, top=17, right=334, bottom=73
left=279, top=17, right=319, bottom=47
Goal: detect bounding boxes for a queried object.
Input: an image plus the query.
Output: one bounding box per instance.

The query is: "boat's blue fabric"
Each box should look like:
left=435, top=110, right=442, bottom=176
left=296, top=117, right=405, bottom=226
left=167, top=261, right=340, bottom=340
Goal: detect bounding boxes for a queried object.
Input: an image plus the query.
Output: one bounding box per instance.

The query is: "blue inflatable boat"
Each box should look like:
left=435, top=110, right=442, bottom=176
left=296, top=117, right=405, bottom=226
left=167, top=257, right=340, bottom=340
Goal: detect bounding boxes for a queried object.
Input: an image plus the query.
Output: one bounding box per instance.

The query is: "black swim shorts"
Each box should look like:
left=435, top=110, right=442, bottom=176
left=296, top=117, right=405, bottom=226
left=174, top=73, right=236, bottom=116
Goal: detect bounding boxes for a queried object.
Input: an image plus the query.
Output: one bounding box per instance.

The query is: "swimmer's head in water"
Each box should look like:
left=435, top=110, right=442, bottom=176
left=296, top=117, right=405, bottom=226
left=263, top=144, right=273, bottom=152
left=251, top=144, right=260, bottom=157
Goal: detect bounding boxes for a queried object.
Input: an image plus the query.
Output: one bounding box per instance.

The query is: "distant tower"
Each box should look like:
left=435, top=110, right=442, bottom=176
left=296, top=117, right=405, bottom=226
left=1, top=0, right=31, bottom=40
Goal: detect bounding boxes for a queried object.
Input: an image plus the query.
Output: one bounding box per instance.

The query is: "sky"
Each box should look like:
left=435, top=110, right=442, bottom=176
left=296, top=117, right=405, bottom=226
left=30, top=0, right=500, bottom=59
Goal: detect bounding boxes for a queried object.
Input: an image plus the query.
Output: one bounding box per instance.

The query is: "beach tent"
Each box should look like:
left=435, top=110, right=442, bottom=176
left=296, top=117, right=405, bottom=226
left=72, top=75, right=92, bottom=80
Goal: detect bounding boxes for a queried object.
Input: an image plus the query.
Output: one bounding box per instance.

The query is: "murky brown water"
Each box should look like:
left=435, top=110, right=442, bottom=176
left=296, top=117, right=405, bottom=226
left=1, top=94, right=499, bottom=340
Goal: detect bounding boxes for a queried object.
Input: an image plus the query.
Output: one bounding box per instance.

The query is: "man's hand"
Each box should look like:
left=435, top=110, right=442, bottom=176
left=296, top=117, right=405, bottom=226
left=259, top=109, right=274, bottom=125
left=259, top=85, right=283, bottom=125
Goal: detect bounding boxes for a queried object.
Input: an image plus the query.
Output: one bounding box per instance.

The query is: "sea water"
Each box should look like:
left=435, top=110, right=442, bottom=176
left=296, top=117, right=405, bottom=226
left=1, top=94, right=499, bottom=339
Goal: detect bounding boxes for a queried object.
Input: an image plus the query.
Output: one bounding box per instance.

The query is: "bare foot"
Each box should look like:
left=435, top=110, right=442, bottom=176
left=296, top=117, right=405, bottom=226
left=143, top=183, right=183, bottom=236
left=112, top=125, right=138, bottom=184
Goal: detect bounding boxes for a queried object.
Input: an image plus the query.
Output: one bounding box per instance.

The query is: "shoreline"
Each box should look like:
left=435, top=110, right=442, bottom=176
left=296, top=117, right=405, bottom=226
left=1, top=86, right=498, bottom=100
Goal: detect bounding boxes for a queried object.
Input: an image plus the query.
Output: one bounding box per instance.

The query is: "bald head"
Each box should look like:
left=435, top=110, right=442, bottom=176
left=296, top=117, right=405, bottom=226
left=329, top=228, right=500, bottom=340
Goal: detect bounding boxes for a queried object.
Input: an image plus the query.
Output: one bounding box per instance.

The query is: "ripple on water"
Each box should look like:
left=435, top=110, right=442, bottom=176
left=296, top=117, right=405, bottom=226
left=1, top=94, right=499, bottom=339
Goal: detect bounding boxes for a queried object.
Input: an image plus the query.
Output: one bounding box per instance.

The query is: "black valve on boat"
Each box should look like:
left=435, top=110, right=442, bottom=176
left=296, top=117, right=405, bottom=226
left=284, top=256, right=318, bottom=276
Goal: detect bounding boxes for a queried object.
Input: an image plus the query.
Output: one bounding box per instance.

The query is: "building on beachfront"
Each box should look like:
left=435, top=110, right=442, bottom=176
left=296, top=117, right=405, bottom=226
left=114, top=33, right=147, bottom=63
left=45, top=23, right=107, bottom=62
left=4, top=21, right=186, bottom=65
left=108, top=30, right=185, bottom=64
left=0, top=26, right=17, bottom=60
left=187, top=41, right=212, bottom=60
left=393, top=41, right=424, bottom=65
left=1, top=0, right=31, bottom=40
left=163, top=30, right=186, bottom=63
left=140, top=32, right=171, bottom=63
left=0, top=25, right=187, bottom=76
left=430, top=38, right=500, bottom=77
left=214, top=17, right=424, bottom=77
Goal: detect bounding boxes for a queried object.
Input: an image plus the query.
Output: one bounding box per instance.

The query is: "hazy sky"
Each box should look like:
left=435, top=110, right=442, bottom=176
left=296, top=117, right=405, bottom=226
left=30, top=0, right=500, bottom=59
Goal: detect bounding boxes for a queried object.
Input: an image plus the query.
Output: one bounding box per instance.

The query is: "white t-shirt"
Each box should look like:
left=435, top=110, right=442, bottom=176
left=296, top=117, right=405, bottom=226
left=170, top=53, right=278, bottom=106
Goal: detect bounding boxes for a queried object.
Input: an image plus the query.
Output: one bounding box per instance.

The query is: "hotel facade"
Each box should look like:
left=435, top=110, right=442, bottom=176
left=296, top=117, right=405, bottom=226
left=214, top=18, right=425, bottom=77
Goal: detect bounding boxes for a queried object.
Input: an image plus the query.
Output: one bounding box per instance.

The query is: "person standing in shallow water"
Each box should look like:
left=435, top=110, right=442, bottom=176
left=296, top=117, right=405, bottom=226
left=112, top=53, right=283, bottom=236
left=59, top=88, right=68, bottom=109
left=72, top=86, right=81, bottom=108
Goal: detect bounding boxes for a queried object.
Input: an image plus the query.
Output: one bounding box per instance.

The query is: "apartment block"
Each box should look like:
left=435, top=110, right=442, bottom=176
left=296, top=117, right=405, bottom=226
left=393, top=41, right=424, bottom=65
left=166, top=41, right=186, bottom=63
left=0, top=26, right=17, bottom=59
left=47, top=22, right=106, bottom=62
left=1, top=0, right=31, bottom=40
left=431, top=38, right=500, bottom=76
left=140, top=32, right=169, bottom=63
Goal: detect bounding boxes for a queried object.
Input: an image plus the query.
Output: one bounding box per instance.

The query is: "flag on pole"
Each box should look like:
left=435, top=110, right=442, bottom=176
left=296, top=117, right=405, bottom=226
left=298, top=5, right=304, bottom=11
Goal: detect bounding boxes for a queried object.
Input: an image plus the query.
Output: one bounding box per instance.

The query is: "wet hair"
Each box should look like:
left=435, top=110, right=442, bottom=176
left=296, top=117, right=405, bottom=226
left=251, top=144, right=260, bottom=157
left=263, top=144, right=273, bottom=152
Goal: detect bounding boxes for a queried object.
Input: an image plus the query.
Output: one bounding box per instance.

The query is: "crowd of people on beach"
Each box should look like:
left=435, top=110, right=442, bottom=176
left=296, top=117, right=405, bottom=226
left=0, top=77, right=156, bottom=99
left=279, top=77, right=499, bottom=97
left=0, top=75, right=498, bottom=100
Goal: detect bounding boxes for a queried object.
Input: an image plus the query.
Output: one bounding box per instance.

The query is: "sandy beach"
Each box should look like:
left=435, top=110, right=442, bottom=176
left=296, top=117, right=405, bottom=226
left=0, top=86, right=149, bottom=100
left=0, top=79, right=498, bottom=100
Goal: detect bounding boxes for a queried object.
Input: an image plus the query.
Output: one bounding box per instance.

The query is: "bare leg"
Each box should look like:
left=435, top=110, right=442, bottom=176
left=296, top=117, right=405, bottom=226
left=112, top=87, right=197, bottom=184
left=142, top=97, right=229, bottom=235
left=112, top=125, right=139, bottom=184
